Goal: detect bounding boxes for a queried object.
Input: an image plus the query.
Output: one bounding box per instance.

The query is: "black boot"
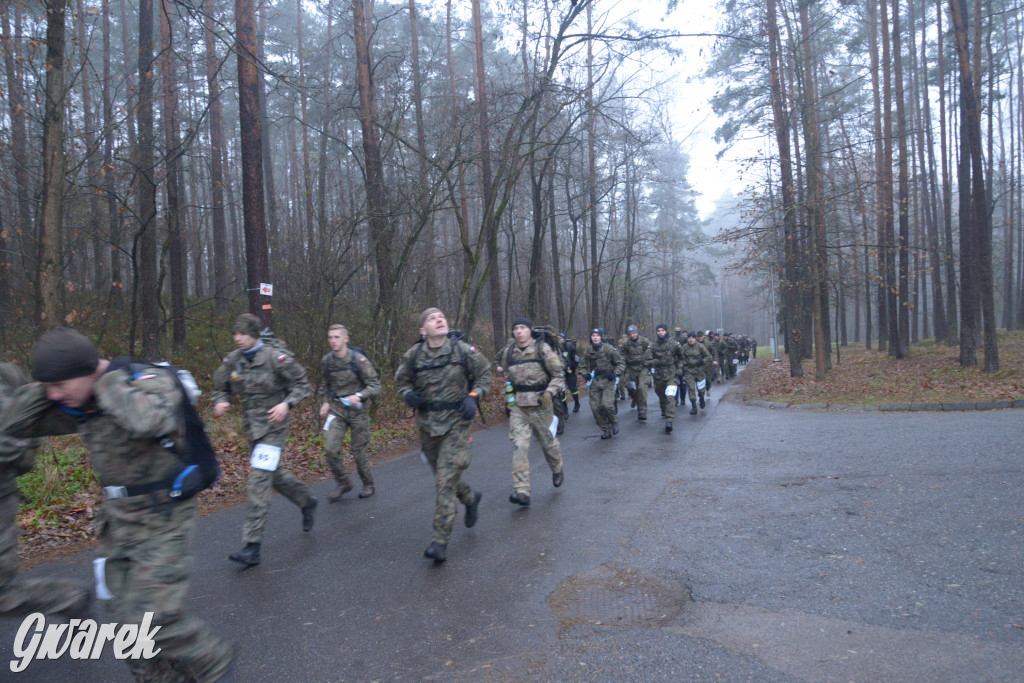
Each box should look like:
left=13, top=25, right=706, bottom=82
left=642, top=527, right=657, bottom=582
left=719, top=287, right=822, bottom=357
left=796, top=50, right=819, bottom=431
left=699, top=393, right=706, bottom=409
left=689, top=400, right=698, bottom=415
left=229, top=543, right=261, bottom=567
left=572, top=400, right=580, bottom=413
left=464, top=491, right=482, bottom=527
left=301, top=497, right=318, bottom=532
left=424, top=542, right=447, bottom=563
left=665, top=420, right=673, bottom=433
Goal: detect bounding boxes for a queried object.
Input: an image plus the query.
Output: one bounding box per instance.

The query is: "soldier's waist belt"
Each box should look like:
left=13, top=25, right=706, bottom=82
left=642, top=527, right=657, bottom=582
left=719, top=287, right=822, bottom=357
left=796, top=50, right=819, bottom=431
left=103, top=478, right=172, bottom=500
left=422, top=401, right=463, bottom=411
left=512, top=382, right=548, bottom=393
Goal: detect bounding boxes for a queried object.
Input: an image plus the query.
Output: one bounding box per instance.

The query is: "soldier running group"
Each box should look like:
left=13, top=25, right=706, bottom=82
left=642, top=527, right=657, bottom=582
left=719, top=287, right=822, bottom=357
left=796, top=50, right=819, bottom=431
left=0, top=311, right=754, bottom=680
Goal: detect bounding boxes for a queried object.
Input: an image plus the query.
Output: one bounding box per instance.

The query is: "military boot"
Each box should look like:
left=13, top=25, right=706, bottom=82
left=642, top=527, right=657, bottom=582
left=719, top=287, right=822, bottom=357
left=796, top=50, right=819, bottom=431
left=358, top=484, right=376, bottom=498
left=464, top=491, right=482, bottom=527
left=229, top=543, right=261, bottom=567
left=665, top=420, right=673, bottom=433
left=572, top=399, right=580, bottom=413
left=329, top=478, right=353, bottom=503
left=690, top=400, right=698, bottom=415
left=301, top=497, right=318, bottom=532
left=699, top=393, right=706, bottom=409
left=424, top=542, right=447, bottom=563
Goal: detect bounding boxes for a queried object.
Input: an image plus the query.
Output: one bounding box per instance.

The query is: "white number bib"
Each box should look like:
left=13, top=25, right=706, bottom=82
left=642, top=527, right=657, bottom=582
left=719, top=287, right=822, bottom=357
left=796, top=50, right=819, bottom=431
left=665, top=385, right=678, bottom=397
left=697, top=379, right=706, bottom=390
left=251, top=443, right=282, bottom=472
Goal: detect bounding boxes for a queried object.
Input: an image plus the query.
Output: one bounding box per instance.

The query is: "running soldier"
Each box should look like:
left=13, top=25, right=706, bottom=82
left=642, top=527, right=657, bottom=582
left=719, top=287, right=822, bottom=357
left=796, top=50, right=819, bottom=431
left=618, top=325, right=651, bottom=421
left=494, top=318, right=565, bottom=507
left=0, top=362, right=90, bottom=620
left=680, top=332, right=713, bottom=414
left=578, top=328, right=625, bottom=439
left=395, top=308, right=489, bottom=563
left=319, top=324, right=382, bottom=501
left=696, top=330, right=718, bottom=398
left=213, top=314, right=318, bottom=567
left=723, top=332, right=739, bottom=379
left=558, top=332, right=581, bottom=414
left=646, top=324, right=684, bottom=433
left=2, top=329, right=235, bottom=680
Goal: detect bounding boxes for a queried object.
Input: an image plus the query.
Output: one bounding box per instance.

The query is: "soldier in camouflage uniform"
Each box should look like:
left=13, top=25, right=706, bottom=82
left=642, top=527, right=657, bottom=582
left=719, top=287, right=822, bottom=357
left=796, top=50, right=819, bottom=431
left=558, top=332, right=581, bottom=413
left=680, top=332, right=714, bottom=415
left=712, top=333, right=725, bottom=382
left=614, top=334, right=628, bottom=401
left=1, top=329, right=234, bottom=681
left=395, top=308, right=490, bottom=563
left=696, top=330, right=718, bottom=397
left=723, top=332, right=739, bottom=379
left=494, top=318, right=565, bottom=506
left=645, top=324, right=684, bottom=433
left=213, top=314, right=317, bottom=567
left=318, top=324, right=382, bottom=502
left=0, top=362, right=90, bottom=620
left=618, top=325, right=651, bottom=421
left=577, top=328, right=625, bottom=439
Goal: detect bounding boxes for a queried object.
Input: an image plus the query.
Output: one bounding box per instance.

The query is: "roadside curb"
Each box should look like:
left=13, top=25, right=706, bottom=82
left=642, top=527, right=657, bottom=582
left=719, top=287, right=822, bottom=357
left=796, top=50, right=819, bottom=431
left=743, top=397, right=1024, bottom=412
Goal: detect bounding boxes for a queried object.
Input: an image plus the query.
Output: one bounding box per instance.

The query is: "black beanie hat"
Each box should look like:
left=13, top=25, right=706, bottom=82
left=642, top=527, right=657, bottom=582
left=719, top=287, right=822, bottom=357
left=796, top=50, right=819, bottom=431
left=656, top=323, right=668, bottom=332
left=511, top=317, right=534, bottom=330
left=232, top=313, right=262, bottom=338
left=31, top=328, right=99, bottom=382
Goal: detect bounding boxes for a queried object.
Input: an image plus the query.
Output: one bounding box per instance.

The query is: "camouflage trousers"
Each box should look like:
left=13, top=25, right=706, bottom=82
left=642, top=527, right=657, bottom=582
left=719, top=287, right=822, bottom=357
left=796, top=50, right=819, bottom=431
left=509, top=403, right=562, bottom=495
left=99, top=496, right=235, bottom=682
left=324, top=405, right=373, bottom=487
left=683, top=367, right=707, bottom=402
left=588, top=378, right=618, bottom=432
left=0, top=492, right=88, bottom=617
left=625, top=367, right=650, bottom=416
left=420, top=423, right=475, bottom=545
left=244, top=436, right=312, bottom=544
left=653, top=378, right=678, bottom=418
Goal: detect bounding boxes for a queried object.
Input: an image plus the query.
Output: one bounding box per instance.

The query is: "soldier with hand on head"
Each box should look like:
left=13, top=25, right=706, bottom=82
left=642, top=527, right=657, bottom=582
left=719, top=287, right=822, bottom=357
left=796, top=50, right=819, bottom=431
left=213, top=314, right=318, bottom=568
left=1, top=329, right=235, bottom=681
left=394, top=308, right=490, bottom=564
left=494, top=318, right=565, bottom=507
left=319, top=324, right=382, bottom=502
left=578, top=328, right=625, bottom=439
left=0, top=361, right=90, bottom=621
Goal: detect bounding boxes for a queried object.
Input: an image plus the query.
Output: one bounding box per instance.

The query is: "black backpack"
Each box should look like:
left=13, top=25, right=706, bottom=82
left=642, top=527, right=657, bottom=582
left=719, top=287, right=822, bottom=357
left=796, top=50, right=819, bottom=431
left=109, top=358, right=220, bottom=500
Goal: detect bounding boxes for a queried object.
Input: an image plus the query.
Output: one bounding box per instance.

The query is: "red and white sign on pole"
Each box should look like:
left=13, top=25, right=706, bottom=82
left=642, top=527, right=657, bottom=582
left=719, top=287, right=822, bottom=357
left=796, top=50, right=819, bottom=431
left=259, top=283, right=273, bottom=296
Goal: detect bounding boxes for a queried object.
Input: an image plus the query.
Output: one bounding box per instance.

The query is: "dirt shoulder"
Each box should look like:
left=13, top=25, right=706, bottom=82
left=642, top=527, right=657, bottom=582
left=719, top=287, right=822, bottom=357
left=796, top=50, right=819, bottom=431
left=740, top=331, right=1024, bottom=406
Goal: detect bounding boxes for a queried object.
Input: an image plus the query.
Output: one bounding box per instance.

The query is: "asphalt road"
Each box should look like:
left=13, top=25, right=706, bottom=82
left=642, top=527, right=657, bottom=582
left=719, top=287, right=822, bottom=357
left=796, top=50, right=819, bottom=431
left=4, top=366, right=1023, bottom=681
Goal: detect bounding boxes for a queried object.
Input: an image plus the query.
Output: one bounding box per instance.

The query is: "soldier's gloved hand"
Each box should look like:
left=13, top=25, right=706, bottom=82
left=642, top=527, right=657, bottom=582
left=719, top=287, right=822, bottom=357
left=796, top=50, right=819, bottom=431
left=541, top=391, right=553, bottom=409
left=460, top=393, right=479, bottom=421
left=404, top=391, right=425, bottom=408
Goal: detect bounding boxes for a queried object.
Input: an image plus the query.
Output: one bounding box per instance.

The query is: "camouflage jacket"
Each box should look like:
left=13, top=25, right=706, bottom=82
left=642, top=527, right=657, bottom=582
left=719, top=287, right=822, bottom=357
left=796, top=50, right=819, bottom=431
left=724, top=337, right=739, bottom=358
left=680, top=341, right=713, bottom=369
left=618, top=336, right=652, bottom=369
left=646, top=337, right=684, bottom=382
left=496, top=339, right=565, bottom=407
left=211, top=341, right=312, bottom=443
left=700, top=338, right=716, bottom=358
left=318, top=348, right=382, bottom=408
left=394, top=337, right=491, bottom=437
left=1, top=366, right=187, bottom=523
left=578, top=342, right=625, bottom=386
left=0, top=363, right=38, bottom=496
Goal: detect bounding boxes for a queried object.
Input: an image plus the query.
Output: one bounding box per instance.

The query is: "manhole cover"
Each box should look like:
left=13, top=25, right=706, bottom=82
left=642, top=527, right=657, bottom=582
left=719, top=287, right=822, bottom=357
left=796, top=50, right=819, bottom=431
left=549, top=565, right=689, bottom=627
